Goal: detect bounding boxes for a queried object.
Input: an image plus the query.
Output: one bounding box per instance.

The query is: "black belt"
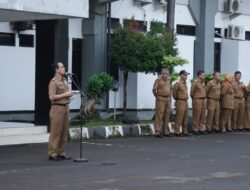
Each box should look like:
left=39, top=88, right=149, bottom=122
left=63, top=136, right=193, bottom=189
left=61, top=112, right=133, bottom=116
left=193, top=97, right=206, bottom=99
left=158, top=95, right=170, bottom=98
left=53, top=103, right=68, bottom=106
left=207, top=97, right=219, bottom=101
left=176, top=99, right=187, bottom=101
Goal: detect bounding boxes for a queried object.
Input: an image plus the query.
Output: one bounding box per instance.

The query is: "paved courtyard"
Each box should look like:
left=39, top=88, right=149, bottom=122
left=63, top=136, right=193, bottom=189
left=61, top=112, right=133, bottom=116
left=1, top=132, right=250, bottom=190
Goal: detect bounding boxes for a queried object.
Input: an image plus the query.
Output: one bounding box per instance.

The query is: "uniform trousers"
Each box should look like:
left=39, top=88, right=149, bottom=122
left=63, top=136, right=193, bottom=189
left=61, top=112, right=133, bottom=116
left=174, top=100, right=188, bottom=134
left=155, top=96, right=171, bottom=135
left=220, top=108, right=232, bottom=132
left=244, top=106, right=250, bottom=129
left=206, top=98, right=220, bottom=131
left=232, top=98, right=244, bottom=130
left=48, top=105, right=69, bottom=157
left=192, top=99, right=206, bottom=132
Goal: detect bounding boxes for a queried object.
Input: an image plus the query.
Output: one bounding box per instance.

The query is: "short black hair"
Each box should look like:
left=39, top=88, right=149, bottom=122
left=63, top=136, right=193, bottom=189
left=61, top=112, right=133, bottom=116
left=197, top=70, right=204, bottom=77
left=51, top=62, right=59, bottom=72
left=234, top=71, right=241, bottom=76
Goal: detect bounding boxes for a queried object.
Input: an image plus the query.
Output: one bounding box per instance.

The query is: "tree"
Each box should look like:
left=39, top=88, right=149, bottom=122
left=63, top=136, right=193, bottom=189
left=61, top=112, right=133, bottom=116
left=110, top=23, right=145, bottom=120
left=79, top=72, right=114, bottom=120
left=111, top=20, right=187, bottom=121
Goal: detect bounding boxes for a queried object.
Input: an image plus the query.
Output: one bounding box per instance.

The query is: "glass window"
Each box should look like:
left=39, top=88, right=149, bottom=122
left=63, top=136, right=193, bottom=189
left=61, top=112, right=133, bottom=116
left=19, top=34, right=34, bottom=47
left=0, top=32, right=15, bottom=46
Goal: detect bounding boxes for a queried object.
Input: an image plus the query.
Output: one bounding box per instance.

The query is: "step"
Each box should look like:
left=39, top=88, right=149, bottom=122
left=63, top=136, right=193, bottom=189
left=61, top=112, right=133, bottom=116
left=0, top=133, right=49, bottom=146
left=0, top=126, right=47, bottom=136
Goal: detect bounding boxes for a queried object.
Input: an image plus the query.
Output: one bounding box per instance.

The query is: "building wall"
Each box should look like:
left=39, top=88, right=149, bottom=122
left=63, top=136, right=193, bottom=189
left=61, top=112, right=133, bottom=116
left=109, top=0, right=195, bottom=109
left=0, top=22, right=35, bottom=111
left=0, top=0, right=89, bottom=19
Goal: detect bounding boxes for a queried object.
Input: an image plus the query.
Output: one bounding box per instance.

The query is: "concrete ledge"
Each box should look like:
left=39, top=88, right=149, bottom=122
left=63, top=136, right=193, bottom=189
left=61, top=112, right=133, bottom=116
left=69, top=124, right=158, bottom=139
left=69, top=128, right=89, bottom=139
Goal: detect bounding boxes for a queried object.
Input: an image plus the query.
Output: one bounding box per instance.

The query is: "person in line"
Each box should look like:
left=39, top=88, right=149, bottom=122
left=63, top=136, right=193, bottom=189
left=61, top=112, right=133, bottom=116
left=190, top=70, right=206, bottom=135
left=206, top=72, right=221, bottom=133
left=220, top=74, right=234, bottom=133
left=244, top=81, right=250, bottom=130
left=232, top=71, right=246, bottom=131
left=172, top=70, right=190, bottom=136
left=152, top=68, right=172, bottom=137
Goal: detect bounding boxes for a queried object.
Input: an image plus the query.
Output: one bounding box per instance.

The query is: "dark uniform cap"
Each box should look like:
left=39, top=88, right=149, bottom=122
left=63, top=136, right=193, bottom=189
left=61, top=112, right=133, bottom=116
left=179, top=70, right=190, bottom=75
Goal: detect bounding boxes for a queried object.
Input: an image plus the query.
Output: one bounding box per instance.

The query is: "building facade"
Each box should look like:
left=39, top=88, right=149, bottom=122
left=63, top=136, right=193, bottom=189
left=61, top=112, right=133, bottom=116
left=1, top=0, right=250, bottom=127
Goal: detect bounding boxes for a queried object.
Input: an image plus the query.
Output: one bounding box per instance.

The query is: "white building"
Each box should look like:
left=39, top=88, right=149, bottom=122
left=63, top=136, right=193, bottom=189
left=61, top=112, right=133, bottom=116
left=1, top=0, right=250, bottom=128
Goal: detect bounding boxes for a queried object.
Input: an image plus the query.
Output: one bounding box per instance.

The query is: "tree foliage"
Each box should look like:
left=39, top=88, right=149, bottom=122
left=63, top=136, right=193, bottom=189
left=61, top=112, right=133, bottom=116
left=86, top=72, right=114, bottom=100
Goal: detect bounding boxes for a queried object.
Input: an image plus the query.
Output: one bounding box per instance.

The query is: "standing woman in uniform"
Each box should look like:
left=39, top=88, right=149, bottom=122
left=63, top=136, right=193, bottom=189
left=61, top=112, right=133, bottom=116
left=220, top=74, right=234, bottom=133
left=48, top=62, right=73, bottom=161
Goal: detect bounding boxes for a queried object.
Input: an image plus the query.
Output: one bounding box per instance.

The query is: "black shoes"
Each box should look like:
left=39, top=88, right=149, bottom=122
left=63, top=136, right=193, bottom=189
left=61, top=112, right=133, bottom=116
left=49, top=155, right=72, bottom=161
left=49, top=156, right=62, bottom=161
left=58, top=155, right=72, bottom=160
left=155, top=134, right=163, bottom=138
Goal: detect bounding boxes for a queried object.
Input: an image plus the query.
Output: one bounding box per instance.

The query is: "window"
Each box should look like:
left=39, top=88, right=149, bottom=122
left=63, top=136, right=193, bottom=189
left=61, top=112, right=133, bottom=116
left=0, top=32, right=15, bottom=46
left=19, top=34, right=34, bottom=47
left=176, top=25, right=195, bottom=36
left=214, top=28, right=222, bottom=38
left=123, top=19, right=147, bottom=32
left=245, top=31, right=250, bottom=41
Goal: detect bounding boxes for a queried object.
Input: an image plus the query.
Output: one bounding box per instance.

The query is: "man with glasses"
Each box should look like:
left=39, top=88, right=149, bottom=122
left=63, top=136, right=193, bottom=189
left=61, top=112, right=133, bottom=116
left=48, top=62, right=73, bottom=161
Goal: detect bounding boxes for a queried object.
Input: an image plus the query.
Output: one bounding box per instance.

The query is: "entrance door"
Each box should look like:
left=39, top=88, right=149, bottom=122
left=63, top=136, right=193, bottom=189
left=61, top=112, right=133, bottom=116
left=35, top=20, right=56, bottom=127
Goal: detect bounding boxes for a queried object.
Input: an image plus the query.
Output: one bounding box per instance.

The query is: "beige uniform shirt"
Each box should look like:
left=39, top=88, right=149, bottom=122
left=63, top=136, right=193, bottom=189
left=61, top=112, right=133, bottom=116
left=172, top=79, right=188, bottom=100
left=246, top=82, right=250, bottom=108
left=233, top=81, right=245, bottom=98
left=48, top=76, right=70, bottom=105
left=190, top=79, right=206, bottom=99
left=206, top=79, right=221, bottom=100
left=153, top=77, right=171, bottom=97
left=221, top=81, right=234, bottom=109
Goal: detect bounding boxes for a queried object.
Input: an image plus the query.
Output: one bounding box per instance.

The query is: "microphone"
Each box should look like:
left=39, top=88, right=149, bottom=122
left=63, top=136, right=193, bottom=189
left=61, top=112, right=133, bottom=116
left=65, top=72, right=74, bottom=76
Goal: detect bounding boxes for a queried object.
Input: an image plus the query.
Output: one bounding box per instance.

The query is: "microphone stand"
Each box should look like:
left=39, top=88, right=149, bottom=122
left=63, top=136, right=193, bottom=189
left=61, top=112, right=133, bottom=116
left=68, top=74, right=88, bottom=162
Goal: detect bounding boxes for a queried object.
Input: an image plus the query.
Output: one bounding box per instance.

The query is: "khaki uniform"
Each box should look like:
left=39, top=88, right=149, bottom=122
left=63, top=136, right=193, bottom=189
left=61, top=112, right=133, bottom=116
left=48, top=76, right=70, bottom=157
left=244, top=82, right=250, bottom=129
left=206, top=79, right=221, bottom=131
left=153, top=77, right=171, bottom=135
left=232, top=81, right=245, bottom=130
left=191, top=79, right=206, bottom=132
left=220, top=81, right=234, bottom=132
left=172, top=79, right=189, bottom=135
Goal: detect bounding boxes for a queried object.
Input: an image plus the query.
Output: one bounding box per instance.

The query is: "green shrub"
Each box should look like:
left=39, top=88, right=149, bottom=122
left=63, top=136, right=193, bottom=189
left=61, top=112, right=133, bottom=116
left=86, top=72, right=114, bottom=100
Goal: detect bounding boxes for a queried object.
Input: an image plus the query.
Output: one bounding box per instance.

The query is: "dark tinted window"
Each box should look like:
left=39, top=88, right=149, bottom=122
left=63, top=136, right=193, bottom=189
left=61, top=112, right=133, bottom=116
left=0, top=32, right=15, bottom=46
left=19, top=34, right=34, bottom=47
left=245, top=31, right=250, bottom=41
left=214, top=28, right=222, bottom=38
left=176, top=25, right=195, bottom=36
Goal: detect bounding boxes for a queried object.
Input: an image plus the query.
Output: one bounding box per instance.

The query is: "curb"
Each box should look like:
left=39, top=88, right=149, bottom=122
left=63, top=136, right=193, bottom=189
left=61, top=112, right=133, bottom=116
left=69, top=123, right=162, bottom=139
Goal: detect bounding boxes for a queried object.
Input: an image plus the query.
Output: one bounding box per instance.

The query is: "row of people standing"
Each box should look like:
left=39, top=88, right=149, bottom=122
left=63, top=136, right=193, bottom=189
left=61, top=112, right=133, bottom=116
left=152, top=68, right=250, bottom=137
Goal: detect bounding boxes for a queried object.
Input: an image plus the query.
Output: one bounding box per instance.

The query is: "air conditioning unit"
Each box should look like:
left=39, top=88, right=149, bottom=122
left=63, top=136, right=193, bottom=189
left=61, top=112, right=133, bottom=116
left=134, top=0, right=152, bottom=6
left=227, top=0, right=241, bottom=14
left=227, top=25, right=245, bottom=40
left=10, top=21, right=34, bottom=32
